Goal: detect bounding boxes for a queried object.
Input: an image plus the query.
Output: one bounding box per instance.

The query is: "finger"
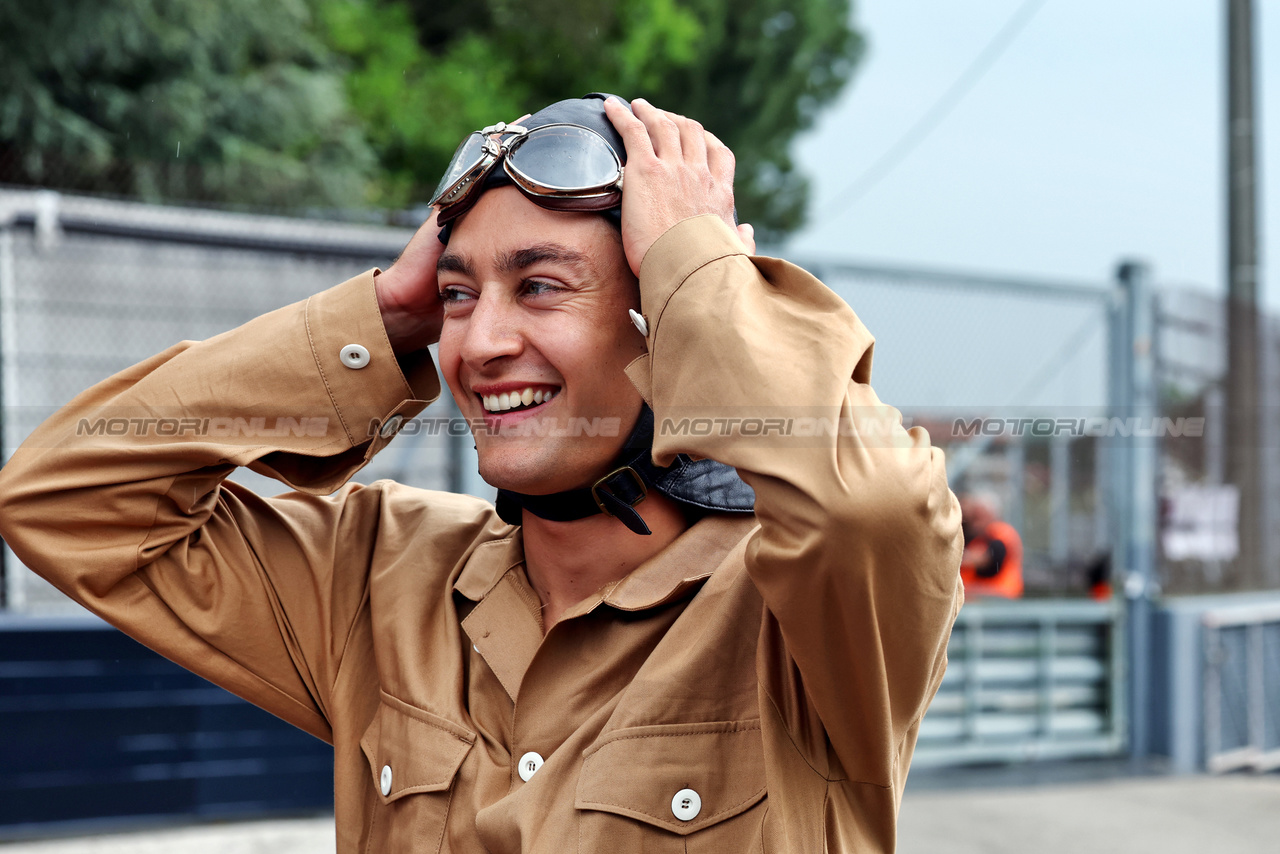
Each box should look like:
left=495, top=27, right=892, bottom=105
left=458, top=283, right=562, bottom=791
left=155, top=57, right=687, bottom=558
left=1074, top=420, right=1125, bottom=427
left=736, top=223, right=756, bottom=255
left=388, top=210, right=445, bottom=283
left=703, top=128, right=736, bottom=183
left=604, top=97, right=655, bottom=160
left=632, top=98, right=682, bottom=158
left=676, top=115, right=708, bottom=167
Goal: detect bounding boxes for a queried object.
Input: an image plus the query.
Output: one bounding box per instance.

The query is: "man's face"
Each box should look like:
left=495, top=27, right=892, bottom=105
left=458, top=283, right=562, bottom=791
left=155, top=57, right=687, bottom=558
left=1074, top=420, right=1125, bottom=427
left=436, top=187, right=647, bottom=495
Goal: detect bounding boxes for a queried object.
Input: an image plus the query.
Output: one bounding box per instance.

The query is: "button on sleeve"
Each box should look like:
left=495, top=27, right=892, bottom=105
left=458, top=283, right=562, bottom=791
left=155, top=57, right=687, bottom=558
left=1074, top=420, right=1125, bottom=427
left=340, top=344, right=371, bottom=369
left=303, top=270, right=439, bottom=448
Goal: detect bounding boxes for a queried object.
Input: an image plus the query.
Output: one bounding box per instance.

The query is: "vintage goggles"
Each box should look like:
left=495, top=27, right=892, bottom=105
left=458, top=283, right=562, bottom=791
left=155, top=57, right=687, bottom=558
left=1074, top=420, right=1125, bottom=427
left=429, top=121, right=624, bottom=224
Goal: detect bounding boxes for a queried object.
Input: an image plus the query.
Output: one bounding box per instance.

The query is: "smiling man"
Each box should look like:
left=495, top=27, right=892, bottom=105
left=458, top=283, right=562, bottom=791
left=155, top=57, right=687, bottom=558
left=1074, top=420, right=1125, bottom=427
left=0, top=94, right=963, bottom=852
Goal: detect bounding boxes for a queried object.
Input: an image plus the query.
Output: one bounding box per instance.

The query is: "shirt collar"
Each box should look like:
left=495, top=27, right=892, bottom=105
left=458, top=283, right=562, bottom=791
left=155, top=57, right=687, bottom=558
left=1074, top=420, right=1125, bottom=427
left=453, top=514, right=757, bottom=612
left=600, top=514, right=757, bottom=611
left=453, top=529, right=525, bottom=602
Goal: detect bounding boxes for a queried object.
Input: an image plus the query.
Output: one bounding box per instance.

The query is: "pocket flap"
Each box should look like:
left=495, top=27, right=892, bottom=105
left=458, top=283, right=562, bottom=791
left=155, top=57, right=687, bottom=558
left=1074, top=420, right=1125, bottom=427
left=575, top=721, right=766, bottom=836
left=360, top=693, right=475, bottom=803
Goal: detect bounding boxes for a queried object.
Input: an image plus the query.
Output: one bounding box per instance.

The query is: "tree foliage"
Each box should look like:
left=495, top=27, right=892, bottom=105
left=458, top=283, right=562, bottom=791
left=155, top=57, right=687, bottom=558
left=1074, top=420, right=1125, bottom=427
left=327, top=0, right=863, bottom=238
left=0, top=0, right=862, bottom=237
left=0, top=0, right=375, bottom=208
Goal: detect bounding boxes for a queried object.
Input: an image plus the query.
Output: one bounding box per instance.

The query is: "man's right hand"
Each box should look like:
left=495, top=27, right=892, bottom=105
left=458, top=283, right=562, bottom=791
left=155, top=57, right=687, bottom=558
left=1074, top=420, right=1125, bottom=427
left=375, top=208, right=446, bottom=355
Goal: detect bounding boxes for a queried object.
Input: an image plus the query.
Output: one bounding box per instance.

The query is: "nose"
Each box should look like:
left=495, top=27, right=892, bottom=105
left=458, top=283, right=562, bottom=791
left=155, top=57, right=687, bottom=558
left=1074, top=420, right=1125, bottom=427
left=459, top=291, right=524, bottom=369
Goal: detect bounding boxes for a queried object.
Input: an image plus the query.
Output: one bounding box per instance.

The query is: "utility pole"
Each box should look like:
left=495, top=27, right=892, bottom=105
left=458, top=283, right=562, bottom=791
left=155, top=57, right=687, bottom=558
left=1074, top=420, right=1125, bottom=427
left=1226, top=0, right=1263, bottom=590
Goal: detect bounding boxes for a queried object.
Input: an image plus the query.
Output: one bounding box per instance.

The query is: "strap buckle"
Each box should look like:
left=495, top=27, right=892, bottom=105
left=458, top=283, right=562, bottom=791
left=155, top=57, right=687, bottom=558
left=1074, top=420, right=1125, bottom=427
left=590, top=466, right=647, bottom=516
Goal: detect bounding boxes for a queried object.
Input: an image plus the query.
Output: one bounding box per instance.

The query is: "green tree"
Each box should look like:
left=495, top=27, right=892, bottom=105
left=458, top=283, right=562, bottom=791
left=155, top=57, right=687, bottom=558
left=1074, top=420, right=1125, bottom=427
left=1, top=0, right=861, bottom=237
left=0, top=0, right=376, bottom=209
left=324, top=0, right=862, bottom=239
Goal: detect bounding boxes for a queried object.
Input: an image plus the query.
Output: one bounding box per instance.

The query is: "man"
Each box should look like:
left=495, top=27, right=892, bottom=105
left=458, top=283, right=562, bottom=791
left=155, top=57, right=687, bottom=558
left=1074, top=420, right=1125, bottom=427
left=0, top=94, right=962, bottom=852
left=959, top=491, right=1024, bottom=599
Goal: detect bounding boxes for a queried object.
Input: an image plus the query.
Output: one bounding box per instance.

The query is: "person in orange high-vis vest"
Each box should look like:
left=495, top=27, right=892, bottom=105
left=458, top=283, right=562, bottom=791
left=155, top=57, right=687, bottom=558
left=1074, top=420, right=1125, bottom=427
left=959, top=492, right=1024, bottom=598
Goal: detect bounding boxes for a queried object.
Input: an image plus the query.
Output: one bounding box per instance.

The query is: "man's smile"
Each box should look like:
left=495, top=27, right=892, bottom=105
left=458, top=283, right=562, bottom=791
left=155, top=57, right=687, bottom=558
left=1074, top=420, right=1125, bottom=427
left=473, top=384, right=561, bottom=414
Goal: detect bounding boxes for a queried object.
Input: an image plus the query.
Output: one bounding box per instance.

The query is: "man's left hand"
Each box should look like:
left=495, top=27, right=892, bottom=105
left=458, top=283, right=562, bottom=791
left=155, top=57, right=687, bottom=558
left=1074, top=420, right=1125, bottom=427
left=604, top=98, right=755, bottom=277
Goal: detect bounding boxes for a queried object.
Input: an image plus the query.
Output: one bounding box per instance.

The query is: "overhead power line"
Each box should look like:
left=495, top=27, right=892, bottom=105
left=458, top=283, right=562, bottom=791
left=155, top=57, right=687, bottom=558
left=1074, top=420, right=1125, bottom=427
left=818, top=0, right=1051, bottom=221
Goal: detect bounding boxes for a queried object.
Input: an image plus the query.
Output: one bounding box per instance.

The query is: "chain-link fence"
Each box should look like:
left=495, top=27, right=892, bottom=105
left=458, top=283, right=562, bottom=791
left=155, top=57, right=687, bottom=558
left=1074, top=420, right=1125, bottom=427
left=0, top=189, right=467, bottom=612
left=789, top=257, right=1117, bottom=598
left=777, top=258, right=1128, bottom=764
left=1155, top=287, right=1280, bottom=594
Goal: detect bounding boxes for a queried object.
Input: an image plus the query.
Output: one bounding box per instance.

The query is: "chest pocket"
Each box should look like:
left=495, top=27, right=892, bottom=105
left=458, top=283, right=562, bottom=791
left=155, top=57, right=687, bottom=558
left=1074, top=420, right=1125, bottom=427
left=359, top=693, right=475, bottom=854
left=575, top=721, right=767, bottom=853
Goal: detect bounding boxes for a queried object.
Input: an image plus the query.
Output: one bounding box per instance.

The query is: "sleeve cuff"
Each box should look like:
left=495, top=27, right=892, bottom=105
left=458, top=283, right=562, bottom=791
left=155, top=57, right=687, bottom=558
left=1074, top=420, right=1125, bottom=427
left=304, top=269, right=441, bottom=451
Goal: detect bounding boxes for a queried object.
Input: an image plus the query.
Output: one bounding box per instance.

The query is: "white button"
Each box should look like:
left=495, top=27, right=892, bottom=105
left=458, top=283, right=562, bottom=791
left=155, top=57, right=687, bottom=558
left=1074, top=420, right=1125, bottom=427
left=340, top=344, right=370, bottom=369
left=472, top=644, right=480, bottom=653
left=517, top=751, right=544, bottom=782
left=380, top=764, right=392, bottom=796
left=671, top=788, right=701, bottom=821
left=380, top=415, right=404, bottom=438
left=628, top=309, right=649, bottom=337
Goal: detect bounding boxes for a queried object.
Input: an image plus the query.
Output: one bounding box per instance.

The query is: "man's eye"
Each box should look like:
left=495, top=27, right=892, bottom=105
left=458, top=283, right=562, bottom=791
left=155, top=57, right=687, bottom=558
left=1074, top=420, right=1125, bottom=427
left=439, top=286, right=474, bottom=304
left=524, top=279, right=562, bottom=296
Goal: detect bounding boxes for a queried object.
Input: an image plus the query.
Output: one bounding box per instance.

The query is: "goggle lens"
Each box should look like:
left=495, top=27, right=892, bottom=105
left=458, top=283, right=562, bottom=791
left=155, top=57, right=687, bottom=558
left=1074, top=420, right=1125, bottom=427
left=430, top=132, right=488, bottom=205
left=507, top=125, right=621, bottom=192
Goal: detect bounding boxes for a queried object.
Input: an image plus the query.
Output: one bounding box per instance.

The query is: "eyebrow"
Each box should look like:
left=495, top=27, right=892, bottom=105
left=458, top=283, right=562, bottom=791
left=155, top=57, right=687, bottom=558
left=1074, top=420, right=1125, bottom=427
left=497, top=244, right=592, bottom=276
left=436, top=251, right=475, bottom=278
left=437, top=242, right=594, bottom=281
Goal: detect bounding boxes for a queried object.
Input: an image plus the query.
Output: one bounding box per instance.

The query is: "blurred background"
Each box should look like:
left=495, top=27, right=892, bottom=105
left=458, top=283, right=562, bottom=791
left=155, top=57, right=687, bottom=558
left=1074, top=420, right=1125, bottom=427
left=1, top=0, right=1278, bottom=850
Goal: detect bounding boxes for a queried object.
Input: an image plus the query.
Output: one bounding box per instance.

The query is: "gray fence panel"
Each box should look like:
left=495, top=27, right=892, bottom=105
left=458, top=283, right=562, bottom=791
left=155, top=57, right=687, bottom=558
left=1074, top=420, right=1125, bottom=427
left=1203, top=601, right=1280, bottom=772
left=0, top=190, right=463, bottom=612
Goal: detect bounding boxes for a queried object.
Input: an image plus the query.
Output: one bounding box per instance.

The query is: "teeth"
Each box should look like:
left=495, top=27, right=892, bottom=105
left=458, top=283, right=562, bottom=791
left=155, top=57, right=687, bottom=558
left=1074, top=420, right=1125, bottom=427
left=480, top=387, right=557, bottom=413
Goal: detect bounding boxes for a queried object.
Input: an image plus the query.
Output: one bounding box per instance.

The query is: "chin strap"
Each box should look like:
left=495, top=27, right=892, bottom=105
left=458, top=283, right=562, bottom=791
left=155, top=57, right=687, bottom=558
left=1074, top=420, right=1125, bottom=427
left=492, top=405, right=756, bottom=535
left=495, top=441, right=660, bottom=535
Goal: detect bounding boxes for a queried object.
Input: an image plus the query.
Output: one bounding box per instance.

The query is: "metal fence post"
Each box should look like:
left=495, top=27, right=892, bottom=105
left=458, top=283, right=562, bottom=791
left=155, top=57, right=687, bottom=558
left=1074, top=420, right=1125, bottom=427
left=1050, top=434, right=1071, bottom=567
left=1116, top=260, right=1159, bottom=759
left=1105, top=267, right=1130, bottom=749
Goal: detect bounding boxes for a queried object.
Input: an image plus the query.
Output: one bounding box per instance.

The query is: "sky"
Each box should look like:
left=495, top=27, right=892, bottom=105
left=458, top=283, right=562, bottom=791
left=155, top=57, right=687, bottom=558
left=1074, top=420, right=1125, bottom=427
left=787, top=0, right=1280, bottom=308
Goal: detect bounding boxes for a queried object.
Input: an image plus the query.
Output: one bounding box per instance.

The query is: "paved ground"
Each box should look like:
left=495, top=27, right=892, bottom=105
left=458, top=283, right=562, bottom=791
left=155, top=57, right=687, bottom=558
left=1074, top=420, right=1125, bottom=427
left=898, top=772, right=1280, bottom=854
left=2, top=766, right=1277, bottom=853
left=0, top=819, right=335, bottom=854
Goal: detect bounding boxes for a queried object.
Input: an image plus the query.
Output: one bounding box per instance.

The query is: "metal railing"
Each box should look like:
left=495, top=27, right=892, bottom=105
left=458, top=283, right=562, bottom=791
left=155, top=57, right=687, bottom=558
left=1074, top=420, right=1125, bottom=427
left=915, top=599, right=1124, bottom=767
left=1203, top=600, right=1280, bottom=772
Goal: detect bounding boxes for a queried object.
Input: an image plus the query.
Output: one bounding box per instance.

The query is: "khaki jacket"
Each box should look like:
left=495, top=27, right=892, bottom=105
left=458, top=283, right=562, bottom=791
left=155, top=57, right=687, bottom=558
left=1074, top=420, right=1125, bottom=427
left=0, top=216, right=963, bottom=853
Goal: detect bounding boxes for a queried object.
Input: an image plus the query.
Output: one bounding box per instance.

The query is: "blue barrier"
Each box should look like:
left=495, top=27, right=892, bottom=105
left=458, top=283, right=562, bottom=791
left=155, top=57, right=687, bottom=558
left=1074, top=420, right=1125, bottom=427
left=0, top=615, right=334, bottom=834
